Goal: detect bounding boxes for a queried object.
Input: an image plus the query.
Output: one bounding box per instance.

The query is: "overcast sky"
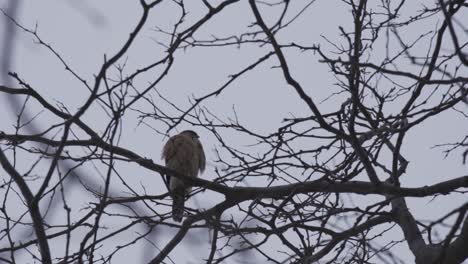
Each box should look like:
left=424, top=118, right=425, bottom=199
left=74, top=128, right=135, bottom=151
left=1, top=1, right=467, bottom=263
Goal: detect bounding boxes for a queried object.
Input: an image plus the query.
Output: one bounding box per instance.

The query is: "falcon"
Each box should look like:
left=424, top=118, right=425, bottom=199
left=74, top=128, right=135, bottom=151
left=162, top=130, right=205, bottom=222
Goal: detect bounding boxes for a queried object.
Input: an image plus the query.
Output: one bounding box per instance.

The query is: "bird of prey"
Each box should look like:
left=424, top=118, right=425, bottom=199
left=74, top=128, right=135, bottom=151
left=162, top=130, right=206, bottom=222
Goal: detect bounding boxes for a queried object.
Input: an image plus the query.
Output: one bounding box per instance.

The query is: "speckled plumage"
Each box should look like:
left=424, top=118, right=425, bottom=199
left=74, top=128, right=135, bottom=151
left=162, top=130, right=205, bottom=222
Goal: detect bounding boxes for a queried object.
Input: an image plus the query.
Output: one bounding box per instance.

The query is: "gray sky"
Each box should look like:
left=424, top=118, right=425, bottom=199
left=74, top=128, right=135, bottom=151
left=1, top=0, right=467, bottom=263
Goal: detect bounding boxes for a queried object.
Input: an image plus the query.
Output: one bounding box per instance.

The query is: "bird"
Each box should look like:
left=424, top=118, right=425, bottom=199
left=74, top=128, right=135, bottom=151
left=161, top=130, right=205, bottom=222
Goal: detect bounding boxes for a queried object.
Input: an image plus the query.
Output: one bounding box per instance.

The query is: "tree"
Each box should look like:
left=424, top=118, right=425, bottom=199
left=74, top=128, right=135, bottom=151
left=0, top=0, right=467, bottom=263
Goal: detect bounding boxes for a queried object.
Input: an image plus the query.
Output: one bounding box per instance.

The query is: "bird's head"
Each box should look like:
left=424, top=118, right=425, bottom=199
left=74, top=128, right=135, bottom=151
left=181, top=130, right=200, bottom=138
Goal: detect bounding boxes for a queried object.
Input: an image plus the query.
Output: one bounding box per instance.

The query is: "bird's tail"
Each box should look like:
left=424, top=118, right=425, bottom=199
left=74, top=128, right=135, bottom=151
left=171, top=188, right=185, bottom=222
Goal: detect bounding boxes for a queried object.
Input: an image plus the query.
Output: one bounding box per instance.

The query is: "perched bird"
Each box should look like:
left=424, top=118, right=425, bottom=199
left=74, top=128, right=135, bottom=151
left=162, top=130, right=205, bottom=222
